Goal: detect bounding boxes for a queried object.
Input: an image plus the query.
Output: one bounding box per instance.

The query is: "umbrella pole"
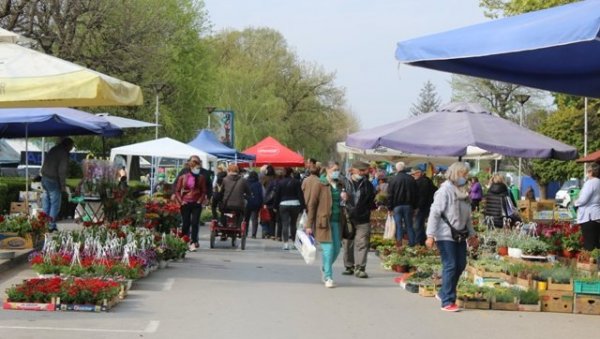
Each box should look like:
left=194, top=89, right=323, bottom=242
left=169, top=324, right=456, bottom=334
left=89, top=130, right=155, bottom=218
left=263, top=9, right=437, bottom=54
left=584, top=97, right=588, bottom=176
left=25, top=124, right=29, bottom=215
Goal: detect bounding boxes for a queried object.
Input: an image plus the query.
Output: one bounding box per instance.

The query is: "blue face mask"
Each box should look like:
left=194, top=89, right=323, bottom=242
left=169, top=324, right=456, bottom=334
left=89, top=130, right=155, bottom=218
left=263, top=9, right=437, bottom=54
left=331, top=171, right=340, bottom=180
left=352, top=174, right=363, bottom=181
left=456, top=177, right=467, bottom=186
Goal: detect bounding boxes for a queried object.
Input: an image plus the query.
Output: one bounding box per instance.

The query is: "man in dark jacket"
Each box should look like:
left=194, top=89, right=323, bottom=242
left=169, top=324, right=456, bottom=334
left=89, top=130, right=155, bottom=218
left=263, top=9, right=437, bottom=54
left=410, top=168, right=436, bottom=245
left=220, top=164, right=251, bottom=228
left=387, top=162, right=419, bottom=246
left=244, top=171, right=263, bottom=238
left=341, top=161, right=376, bottom=278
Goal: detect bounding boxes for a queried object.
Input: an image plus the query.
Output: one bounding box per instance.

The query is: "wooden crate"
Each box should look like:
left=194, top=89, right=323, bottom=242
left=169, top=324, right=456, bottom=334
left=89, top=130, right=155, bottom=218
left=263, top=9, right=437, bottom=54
left=10, top=202, right=28, bottom=214
left=574, top=295, right=600, bottom=315
left=547, top=278, right=573, bottom=292
left=518, top=301, right=542, bottom=312
left=418, top=285, right=436, bottom=297
left=457, top=298, right=490, bottom=310
left=540, top=290, right=574, bottom=313
left=491, top=297, right=519, bottom=311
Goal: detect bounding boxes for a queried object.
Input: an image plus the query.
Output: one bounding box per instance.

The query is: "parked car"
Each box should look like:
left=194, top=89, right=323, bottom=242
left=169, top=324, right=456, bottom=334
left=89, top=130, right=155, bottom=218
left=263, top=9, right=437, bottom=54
left=555, top=178, right=581, bottom=208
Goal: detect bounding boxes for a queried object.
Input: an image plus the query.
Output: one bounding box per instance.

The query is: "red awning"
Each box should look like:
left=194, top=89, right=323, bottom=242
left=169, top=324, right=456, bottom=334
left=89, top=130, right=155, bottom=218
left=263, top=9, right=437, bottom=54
left=243, top=136, right=304, bottom=167
left=576, top=150, right=600, bottom=163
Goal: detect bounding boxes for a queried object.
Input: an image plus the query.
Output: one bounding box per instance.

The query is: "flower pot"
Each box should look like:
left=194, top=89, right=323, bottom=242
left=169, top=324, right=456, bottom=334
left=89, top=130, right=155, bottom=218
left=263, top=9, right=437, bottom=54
left=561, top=249, right=575, bottom=258
left=497, top=246, right=508, bottom=256
left=537, top=281, right=548, bottom=291
left=508, top=247, right=522, bottom=258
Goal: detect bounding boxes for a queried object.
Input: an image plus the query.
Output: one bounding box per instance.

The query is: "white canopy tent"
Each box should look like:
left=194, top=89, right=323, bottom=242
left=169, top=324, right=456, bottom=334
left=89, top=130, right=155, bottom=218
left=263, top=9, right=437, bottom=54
left=110, top=137, right=217, bottom=183
left=336, top=142, right=503, bottom=173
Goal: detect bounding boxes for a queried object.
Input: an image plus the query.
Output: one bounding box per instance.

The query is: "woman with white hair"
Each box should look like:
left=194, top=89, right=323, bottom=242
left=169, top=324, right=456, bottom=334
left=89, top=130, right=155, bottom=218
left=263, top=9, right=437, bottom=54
left=425, top=162, right=478, bottom=312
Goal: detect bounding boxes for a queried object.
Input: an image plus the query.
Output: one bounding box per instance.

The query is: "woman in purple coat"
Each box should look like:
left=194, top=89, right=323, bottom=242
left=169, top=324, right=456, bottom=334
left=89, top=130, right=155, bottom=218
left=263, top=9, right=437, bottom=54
left=469, top=177, right=483, bottom=212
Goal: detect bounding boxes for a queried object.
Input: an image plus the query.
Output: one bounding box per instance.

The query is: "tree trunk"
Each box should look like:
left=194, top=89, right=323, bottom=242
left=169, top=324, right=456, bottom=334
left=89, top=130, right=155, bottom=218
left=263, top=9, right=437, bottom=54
left=539, top=184, right=547, bottom=200
left=129, top=156, right=141, bottom=181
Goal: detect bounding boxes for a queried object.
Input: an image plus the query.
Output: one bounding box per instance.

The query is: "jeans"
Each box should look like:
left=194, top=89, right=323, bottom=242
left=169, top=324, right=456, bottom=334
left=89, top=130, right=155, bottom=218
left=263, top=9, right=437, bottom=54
left=343, top=222, right=371, bottom=270
left=414, top=207, right=429, bottom=246
left=393, top=205, right=415, bottom=246
left=42, top=177, right=62, bottom=229
left=244, top=208, right=259, bottom=237
left=436, top=240, right=467, bottom=307
left=181, top=202, right=202, bottom=244
left=321, top=221, right=342, bottom=280
left=279, top=205, right=301, bottom=243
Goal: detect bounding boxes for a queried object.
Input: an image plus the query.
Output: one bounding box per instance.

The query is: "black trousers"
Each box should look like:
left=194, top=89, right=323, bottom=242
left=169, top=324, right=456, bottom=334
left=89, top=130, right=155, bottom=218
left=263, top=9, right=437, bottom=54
left=244, top=207, right=260, bottom=237
left=181, top=202, right=202, bottom=244
left=581, top=220, right=600, bottom=250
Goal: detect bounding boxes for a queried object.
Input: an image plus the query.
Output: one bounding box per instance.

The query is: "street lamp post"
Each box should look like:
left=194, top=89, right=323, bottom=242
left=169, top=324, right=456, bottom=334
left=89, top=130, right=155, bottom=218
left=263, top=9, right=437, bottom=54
left=206, top=106, right=216, bottom=129
left=150, top=83, right=166, bottom=195
left=514, top=94, right=530, bottom=198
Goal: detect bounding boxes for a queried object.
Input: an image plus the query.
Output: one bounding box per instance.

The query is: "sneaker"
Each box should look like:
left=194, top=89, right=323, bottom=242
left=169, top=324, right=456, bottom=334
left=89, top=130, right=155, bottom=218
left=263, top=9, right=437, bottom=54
left=441, top=304, right=461, bottom=312
left=324, top=278, right=335, bottom=288
left=342, top=267, right=354, bottom=275
left=188, top=243, right=197, bottom=252
left=355, top=270, right=369, bottom=279
left=435, top=294, right=442, bottom=302
left=282, top=243, right=289, bottom=250
left=194, top=242, right=200, bottom=249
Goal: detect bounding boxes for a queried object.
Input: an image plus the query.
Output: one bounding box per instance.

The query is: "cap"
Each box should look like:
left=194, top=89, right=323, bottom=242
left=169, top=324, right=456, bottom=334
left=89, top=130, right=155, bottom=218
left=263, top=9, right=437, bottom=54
left=351, top=161, right=370, bottom=170
left=409, top=167, right=422, bottom=175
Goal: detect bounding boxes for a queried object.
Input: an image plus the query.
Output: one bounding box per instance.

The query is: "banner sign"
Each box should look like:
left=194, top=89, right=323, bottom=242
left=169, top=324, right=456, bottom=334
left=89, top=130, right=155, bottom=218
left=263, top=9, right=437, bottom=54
left=211, top=110, right=234, bottom=148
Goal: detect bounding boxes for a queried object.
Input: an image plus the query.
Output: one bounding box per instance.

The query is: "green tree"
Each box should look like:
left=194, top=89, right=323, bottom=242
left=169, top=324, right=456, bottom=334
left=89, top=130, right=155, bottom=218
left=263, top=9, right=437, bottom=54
left=479, top=0, right=577, bottom=18
left=208, top=28, right=357, bottom=161
left=410, top=80, right=441, bottom=116
left=0, top=0, right=215, bottom=154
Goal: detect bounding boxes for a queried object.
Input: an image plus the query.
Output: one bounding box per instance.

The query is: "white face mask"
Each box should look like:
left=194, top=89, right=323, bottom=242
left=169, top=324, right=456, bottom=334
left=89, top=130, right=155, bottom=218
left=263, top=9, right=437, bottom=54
left=191, top=167, right=200, bottom=175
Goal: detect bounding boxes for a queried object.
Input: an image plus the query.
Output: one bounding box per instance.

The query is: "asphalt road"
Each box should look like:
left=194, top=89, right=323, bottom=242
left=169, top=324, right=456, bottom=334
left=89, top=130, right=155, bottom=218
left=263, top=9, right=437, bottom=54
left=0, top=225, right=598, bottom=339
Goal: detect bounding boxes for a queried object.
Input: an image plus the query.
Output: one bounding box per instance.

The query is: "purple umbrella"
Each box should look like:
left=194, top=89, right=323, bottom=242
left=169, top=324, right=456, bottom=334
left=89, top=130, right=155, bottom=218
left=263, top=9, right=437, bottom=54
left=346, top=102, right=577, bottom=160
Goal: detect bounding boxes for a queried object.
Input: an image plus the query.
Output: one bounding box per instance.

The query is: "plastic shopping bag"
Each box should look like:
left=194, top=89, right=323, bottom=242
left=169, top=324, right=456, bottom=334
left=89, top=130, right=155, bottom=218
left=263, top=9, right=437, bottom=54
left=383, top=214, right=396, bottom=240
left=294, top=228, right=316, bottom=264
left=297, top=210, right=308, bottom=230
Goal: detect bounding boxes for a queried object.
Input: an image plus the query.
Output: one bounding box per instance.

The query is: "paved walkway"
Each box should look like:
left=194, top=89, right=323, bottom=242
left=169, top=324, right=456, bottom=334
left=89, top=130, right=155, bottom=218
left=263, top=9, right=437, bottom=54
left=0, top=225, right=598, bottom=339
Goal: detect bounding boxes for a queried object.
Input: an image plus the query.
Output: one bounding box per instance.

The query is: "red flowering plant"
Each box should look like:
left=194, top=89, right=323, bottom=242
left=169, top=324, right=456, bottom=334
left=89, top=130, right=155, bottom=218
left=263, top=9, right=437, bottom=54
left=6, top=277, right=121, bottom=305
left=144, top=198, right=181, bottom=234
left=29, top=251, right=73, bottom=275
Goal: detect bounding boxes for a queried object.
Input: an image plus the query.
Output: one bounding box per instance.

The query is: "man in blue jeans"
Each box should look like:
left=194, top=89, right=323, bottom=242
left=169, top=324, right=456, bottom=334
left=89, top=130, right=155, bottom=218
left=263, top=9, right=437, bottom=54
left=386, top=162, right=418, bottom=246
left=41, top=137, right=74, bottom=232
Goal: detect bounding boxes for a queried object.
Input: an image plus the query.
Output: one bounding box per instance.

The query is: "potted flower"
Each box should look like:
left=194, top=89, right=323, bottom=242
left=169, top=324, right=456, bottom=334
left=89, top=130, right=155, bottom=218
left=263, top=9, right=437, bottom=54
left=561, top=229, right=582, bottom=258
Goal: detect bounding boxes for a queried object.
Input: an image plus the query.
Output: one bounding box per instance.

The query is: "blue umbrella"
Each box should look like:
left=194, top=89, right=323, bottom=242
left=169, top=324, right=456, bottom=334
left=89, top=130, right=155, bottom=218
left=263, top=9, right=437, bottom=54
left=395, top=0, right=600, bottom=97
left=188, top=129, right=255, bottom=161
left=0, top=107, right=122, bottom=138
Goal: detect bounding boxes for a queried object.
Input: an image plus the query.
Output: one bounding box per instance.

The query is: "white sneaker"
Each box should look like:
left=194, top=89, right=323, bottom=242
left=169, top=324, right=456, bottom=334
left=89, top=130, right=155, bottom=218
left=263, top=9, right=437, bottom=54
left=282, top=243, right=289, bottom=250
left=188, top=243, right=197, bottom=252
left=325, top=278, right=335, bottom=288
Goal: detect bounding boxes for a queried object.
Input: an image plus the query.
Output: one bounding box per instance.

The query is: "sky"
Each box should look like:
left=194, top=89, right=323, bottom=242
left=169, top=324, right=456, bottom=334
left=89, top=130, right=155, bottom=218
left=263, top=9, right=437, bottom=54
left=204, top=0, right=488, bottom=129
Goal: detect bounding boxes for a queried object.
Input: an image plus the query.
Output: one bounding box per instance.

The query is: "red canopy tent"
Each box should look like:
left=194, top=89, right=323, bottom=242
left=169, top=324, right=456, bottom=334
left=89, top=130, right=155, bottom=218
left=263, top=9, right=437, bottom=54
left=243, top=136, right=304, bottom=167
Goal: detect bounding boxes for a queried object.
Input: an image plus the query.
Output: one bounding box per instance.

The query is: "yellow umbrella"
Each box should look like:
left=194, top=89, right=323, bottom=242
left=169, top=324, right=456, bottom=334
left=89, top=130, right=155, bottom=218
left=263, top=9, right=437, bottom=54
left=0, top=28, right=143, bottom=107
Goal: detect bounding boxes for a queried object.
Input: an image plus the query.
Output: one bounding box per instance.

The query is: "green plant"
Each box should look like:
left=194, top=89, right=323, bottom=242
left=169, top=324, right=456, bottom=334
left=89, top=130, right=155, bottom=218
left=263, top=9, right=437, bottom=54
left=562, top=230, right=583, bottom=252
left=539, top=265, right=576, bottom=284
left=520, top=237, right=550, bottom=255
left=518, top=289, right=540, bottom=305
left=487, top=287, right=518, bottom=303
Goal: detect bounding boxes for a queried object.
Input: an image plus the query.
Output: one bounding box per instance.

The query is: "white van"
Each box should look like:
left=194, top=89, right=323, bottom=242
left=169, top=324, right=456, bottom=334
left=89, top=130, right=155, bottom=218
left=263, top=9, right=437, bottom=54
left=555, top=178, right=581, bottom=208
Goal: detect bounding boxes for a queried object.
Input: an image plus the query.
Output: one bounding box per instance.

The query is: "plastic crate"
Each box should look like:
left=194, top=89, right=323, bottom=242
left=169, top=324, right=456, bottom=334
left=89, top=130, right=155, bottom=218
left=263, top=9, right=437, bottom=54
left=574, top=280, right=600, bottom=295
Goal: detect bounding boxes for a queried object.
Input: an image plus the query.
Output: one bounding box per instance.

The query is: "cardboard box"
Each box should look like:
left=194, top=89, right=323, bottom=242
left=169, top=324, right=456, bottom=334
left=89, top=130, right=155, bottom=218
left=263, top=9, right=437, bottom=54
left=541, top=290, right=574, bottom=313
left=10, top=202, right=28, bottom=214
left=574, top=295, right=600, bottom=315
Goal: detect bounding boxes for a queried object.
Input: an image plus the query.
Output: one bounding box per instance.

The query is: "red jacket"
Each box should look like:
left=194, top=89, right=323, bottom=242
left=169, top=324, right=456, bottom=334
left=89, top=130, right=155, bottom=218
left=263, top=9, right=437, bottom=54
left=175, top=172, right=206, bottom=204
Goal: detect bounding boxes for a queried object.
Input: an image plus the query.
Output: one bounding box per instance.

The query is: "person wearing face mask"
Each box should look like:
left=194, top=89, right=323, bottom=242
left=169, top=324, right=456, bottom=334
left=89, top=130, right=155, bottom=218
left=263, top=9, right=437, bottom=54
left=303, top=162, right=346, bottom=287
left=340, top=161, right=376, bottom=278
left=574, top=162, right=600, bottom=250
left=174, top=157, right=207, bottom=252
left=387, top=162, right=419, bottom=247
left=483, top=174, right=516, bottom=228
left=425, top=162, right=478, bottom=312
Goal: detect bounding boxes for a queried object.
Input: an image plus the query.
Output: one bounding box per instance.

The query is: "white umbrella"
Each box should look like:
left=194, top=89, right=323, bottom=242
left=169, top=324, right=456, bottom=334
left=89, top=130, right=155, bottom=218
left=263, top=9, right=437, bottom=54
left=0, top=28, right=142, bottom=107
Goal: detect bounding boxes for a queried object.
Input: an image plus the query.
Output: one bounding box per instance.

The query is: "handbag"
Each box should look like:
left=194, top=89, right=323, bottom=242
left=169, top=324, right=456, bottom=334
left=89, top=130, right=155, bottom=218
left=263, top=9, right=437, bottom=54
left=383, top=214, right=396, bottom=240
left=440, top=213, right=469, bottom=242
